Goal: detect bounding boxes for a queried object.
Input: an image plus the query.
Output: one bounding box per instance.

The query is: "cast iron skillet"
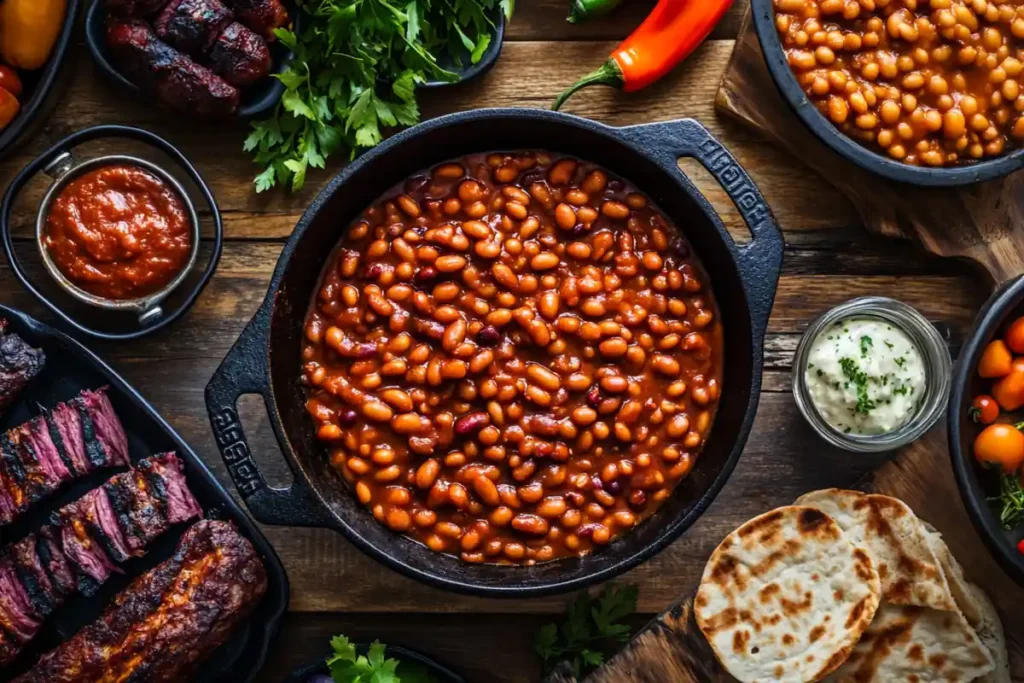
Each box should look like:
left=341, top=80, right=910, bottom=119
left=749, top=0, right=1024, bottom=186
left=0, top=304, right=288, bottom=682
left=283, top=645, right=464, bottom=683
left=205, top=108, right=784, bottom=597
left=948, top=276, right=1024, bottom=586
left=0, top=0, right=83, bottom=159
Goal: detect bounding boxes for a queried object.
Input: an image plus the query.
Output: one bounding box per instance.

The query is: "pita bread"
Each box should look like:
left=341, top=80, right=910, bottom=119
left=821, top=603, right=995, bottom=683
left=695, top=506, right=881, bottom=683
left=794, top=489, right=957, bottom=612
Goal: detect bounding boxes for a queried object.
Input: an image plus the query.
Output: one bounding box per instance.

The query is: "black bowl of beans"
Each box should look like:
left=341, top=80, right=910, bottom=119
left=751, top=0, right=1024, bottom=185
left=205, top=108, right=784, bottom=596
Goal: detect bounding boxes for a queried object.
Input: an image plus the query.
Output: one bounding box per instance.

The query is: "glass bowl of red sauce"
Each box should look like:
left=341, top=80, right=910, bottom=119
left=35, top=153, right=200, bottom=324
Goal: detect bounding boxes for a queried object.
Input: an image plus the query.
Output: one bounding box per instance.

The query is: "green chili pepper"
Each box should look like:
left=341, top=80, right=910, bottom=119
left=567, top=0, right=624, bottom=24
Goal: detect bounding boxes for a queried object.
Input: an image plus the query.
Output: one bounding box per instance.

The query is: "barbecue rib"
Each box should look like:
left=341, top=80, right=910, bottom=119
left=0, top=320, right=44, bottom=418
left=224, top=0, right=288, bottom=39
left=0, top=388, right=130, bottom=527
left=0, top=453, right=201, bottom=667
left=106, top=18, right=240, bottom=116
left=105, top=0, right=170, bottom=16
left=155, top=0, right=233, bottom=55
left=210, top=21, right=271, bottom=85
left=13, top=520, right=267, bottom=683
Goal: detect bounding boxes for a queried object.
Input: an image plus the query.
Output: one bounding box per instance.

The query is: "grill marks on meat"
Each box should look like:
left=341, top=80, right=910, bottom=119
left=13, top=521, right=266, bottom=683
left=210, top=21, right=270, bottom=86
left=224, top=0, right=288, bottom=40
left=0, top=453, right=201, bottom=666
left=0, top=320, right=45, bottom=418
left=155, top=0, right=233, bottom=54
left=106, top=18, right=240, bottom=116
left=0, top=388, right=130, bottom=527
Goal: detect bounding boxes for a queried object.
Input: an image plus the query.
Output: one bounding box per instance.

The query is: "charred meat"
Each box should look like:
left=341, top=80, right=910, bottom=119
left=0, top=388, right=129, bottom=527
left=224, top=0, right=288, bottom=40
left=155, top=0, right=233, bottom=55
left=14, top=520, right=267, bottom=683
left=0, top=320, right=44, bottom=418
left=210, top=21, right=270, bottom=86
left=106, top=18, right=240, bottom=116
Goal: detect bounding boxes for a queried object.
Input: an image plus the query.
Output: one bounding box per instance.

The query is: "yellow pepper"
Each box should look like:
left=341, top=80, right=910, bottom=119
left=0, top=0, right=68, bottom=70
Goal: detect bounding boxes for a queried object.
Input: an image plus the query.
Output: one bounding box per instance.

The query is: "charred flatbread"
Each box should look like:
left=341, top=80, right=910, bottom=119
left=695, top=506, right=881, bottom=683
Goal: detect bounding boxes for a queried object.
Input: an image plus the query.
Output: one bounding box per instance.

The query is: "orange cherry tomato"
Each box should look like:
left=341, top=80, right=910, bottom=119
left=0, top=66, right=21, bottom=97
left=974, top=423, right=1024, bottom=474
left=993, top=369, right=1024, bottom=411
left=0, top=86, right=17, bottom=131
left=979, top=339, right=1013, bottom=378
left=1007, top=316, right=1024, bottom=354
left=971, top=395, right=1000, bottom=425
left=1012, top=356, right=1024, bottom=374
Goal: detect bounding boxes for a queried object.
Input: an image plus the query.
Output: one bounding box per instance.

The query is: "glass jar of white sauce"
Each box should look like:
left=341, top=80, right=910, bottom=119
left=792, top=297, right=952, bottom=452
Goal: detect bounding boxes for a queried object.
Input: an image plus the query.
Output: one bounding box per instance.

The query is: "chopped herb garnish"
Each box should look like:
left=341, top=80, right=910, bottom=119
left=884, top=340, right=894, bottom=349
left=893, top=385, right=909, bottom=396
left=989, top=474, right=1024, bottom=530
left=839, top=357, right=875, bottom=415
left=895, top=357, right=906, bottom=368
left=860, top=335, right=873, bottom=357
left=816, top=369, right=823, bottom=378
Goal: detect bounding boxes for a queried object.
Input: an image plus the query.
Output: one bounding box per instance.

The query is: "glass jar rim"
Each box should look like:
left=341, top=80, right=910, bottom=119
left=791, top=297, right=952, bottom=453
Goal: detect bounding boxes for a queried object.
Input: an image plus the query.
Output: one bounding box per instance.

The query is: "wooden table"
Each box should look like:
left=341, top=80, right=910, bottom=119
left=0, top=2, right=992, bottom=680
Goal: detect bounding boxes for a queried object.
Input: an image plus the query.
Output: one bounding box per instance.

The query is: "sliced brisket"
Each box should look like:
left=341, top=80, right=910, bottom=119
left=0, top=556, right=40, bottom=645
left=79, top=389, right=130, bottom=468
left=0, top=320, right=44, bottom=417
left=13, top=521, right=267, bottom=683
left=8, top=536, right=57, bottom=618
left=45, top=402, right=88, bottom=476
left=137, top=452, right=202, bottom=523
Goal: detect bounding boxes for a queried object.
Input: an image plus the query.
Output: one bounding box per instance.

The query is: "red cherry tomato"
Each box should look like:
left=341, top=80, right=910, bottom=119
left=1018, top=538, right=1024, bottom=556
left=970, top=395, right=999, bottom=425
left=0, top=86, right=18, bottom=131
left=0, top=66, right=21, bottom=97
left=1007, top=316, right=1024, bottom=354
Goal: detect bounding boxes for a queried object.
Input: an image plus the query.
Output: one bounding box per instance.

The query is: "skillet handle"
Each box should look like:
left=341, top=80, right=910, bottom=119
left=205, top=303, right=334, bottom=528
left=620, top=118, right=784, bottom=340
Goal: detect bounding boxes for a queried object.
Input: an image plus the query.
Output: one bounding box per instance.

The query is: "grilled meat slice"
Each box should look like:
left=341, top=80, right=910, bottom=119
left=12, top=419, right=71, bottom=488
left=45, top=401, right=88, bottom=476
left=105, top=0, right=171, bottom=16
left=224, top=0, right=287, bottom=40
left=0, top=435, right=44, bottom=517
left=155, top=0, right=233, bottom=55
left=14, top=520, right=267, bottom=683
left=136, top=452, right=202, bottom=524
left=35, top=528, right=76, bottom=600
left=75, top=488, right=134, bottom=563
left=210, top=21, right=270, bottom=86
left=77, top=388, right=130, bottom=468
left=9, top=536, right=59, bottom=618
left=0, top=320, right=44, bottom=417
left=54, top=505, right=121, bottom=595
left=0, top=555, right=40, bottom=647
left=106, top=18, right=240, bottom=116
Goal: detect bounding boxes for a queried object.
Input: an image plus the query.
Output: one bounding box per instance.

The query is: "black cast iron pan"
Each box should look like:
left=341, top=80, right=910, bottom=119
left=205, top=108, right=784, bottom=597
left=0, top=304, right=288, bottom=682
left=0, top=0, right=82, bottom=159
left=749, top=0, right=1024, bottom=186
left=283, top=645, right=465, bottom=683
left=948, top=276, right=1024, bottom=586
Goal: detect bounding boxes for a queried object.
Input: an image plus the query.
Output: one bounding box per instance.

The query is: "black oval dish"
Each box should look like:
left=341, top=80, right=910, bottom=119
left=948, top=276, right=1024, bottom=586
left=0, top=0, right=83, bottom=159
left=419, top=6, right=505, bottom=89
left=283, top=646, right=464, bottom=683
left=0, top=304, right=288, bottom=682
left=0, top=124, right=223, bottom=341
left=85, top=0, right=302, bottom=119
left=749, top=0, right=1024, bottom=187
left=205, top=108, right=784, bottom=597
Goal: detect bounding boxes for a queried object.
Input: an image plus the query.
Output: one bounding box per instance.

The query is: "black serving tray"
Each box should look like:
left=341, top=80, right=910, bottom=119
left=0, top=304, right=288, bottom=682
left=0, top=0, right=83, bottom=159
left=283, top=645, right=465, bottom=683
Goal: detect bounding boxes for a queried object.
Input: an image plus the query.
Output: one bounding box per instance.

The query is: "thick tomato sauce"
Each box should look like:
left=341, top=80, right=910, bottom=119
left=43, top=164, right=192, bottom=301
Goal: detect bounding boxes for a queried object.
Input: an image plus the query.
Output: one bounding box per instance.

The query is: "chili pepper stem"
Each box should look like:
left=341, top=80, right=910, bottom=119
left=551, top=59, right=625, bottom=111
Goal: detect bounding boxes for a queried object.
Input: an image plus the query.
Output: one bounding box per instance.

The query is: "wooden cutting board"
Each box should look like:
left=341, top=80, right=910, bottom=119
left=543, top=11, right=1024, bottom=683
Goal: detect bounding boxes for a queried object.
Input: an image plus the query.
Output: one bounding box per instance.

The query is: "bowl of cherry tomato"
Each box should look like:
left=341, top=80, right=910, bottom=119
left=949, top=276, right=1024, bottom=585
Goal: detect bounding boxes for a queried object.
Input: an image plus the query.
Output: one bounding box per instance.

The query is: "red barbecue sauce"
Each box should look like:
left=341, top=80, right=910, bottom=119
left=44, top=164, right=192, bottom=300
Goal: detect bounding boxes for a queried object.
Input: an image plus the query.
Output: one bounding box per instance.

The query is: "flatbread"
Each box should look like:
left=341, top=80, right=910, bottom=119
left=822, top=603, right=995, bottom=683
left=695, top=506, right=881, bottom=683
left=794, top=489, right=957, bottom=611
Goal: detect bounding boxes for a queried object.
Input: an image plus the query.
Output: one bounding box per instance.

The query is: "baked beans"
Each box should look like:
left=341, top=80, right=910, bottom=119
left=300, top=152, right=723, bottom=565
left=776, top=0, right=1024, bottom=166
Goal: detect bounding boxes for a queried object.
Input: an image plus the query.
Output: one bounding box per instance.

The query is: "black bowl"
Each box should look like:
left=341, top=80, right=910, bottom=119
left=0, top=0, right=83, bottom=159
left=749, top=0, right=1024, bottom=186
left=948, top=275, right=1024, bottom=586
left=205, top=108, right=784, bottom=597
left=85, top=0, right=301, bottom=119
left=283, top=645, right=464, bottom=683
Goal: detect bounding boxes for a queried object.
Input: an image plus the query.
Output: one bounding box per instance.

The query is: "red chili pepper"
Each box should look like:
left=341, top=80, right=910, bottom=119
left=553, top=0, right=734, bottom=110
left=1019, top=538, right=1024, bottom=555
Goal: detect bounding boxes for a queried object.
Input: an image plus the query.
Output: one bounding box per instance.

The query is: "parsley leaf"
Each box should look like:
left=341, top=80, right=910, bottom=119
left=534, top=584, right=638, bottom=677
left=326, top=634, right=438, bottom=683
left=247, top=0, right=511, bottom=192
left=860, top=335, right=872, bottom=357
left=839, top=357, right=875, bottom=415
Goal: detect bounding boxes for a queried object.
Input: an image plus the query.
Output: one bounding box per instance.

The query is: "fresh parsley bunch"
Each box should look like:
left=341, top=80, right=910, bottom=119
left=326, top=635, right=438, bottom=683
left=534, top=584, right=639, bottom=678
left=245, top=0, right=513, bottom=192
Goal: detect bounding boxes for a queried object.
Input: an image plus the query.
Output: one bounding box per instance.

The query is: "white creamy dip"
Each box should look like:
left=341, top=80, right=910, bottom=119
left=804, top=317, right=927, bottom=436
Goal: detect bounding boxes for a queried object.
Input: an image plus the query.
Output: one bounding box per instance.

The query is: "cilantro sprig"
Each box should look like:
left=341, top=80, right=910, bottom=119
left=326, top=634, right=438, bottom=683
left=246, top=0, right=514, bottom=192
left=990, top=473, right=1024, bottom=531
left=534, top=584, right=639, bottom=678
